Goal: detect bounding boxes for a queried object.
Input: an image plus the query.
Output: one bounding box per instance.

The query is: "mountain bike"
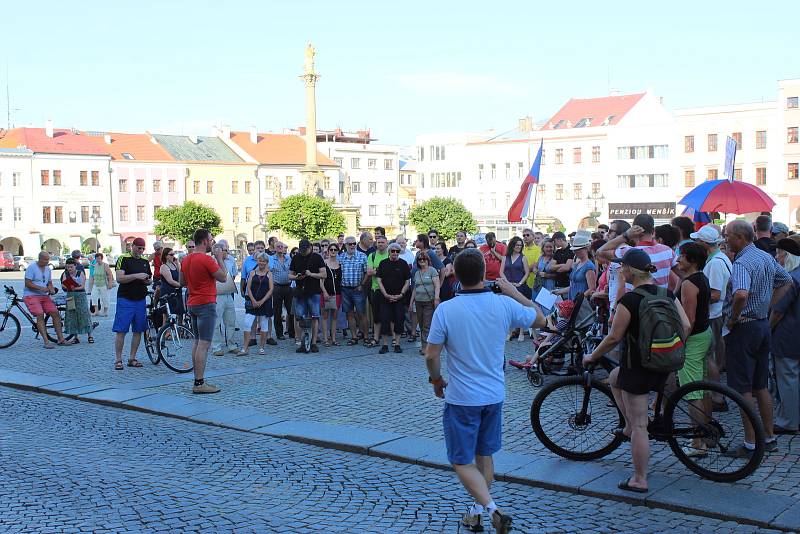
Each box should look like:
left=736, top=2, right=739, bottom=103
left=0, top=285, right=75, bottom=348
left=143, top=292, right=164, bottom=365
left=530, top=361, right=765, bottom=482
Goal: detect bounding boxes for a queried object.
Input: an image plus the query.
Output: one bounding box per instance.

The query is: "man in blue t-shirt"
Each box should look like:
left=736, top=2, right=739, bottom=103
left=425, top=249, right=545, bottom=534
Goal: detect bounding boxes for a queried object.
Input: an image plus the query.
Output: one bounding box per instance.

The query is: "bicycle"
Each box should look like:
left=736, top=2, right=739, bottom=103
left=0, top=285, right=76, bottom=348
left=143, top=291, right=164, bottom=365
left=155, top=293, right=195, bottom=373
left=529, top=361, right=766, bottom=482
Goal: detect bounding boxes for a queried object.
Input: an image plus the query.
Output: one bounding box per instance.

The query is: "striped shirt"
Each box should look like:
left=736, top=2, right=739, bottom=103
left=338, top=250, right=367, bottom=287
left=723, top=243, right=791, bottom=320
left=615, top=241, right=675, bottom=288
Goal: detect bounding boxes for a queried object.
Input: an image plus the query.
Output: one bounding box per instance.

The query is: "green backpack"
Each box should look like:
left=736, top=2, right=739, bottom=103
left=628, top=286, right=686, bottom=373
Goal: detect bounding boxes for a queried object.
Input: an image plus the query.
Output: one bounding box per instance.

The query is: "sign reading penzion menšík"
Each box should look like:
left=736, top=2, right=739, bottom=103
left=608, top=202, right=676, bottom=219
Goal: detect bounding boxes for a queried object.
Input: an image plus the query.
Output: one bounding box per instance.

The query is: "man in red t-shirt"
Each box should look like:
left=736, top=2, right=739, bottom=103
left=479, top=232, right=507, bottom=282
left=180, top=229, right=227, bottom=394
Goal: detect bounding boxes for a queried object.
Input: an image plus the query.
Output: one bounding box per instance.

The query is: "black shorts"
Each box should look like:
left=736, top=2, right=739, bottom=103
left=618, top=365, right=668, bottom=395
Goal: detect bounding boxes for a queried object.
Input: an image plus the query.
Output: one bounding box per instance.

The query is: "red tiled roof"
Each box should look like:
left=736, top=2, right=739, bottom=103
left=229, top=131, right=337, bottom=166
left=0, top=128, right=110, bottom=156
left=83, top=132, right=175, bottom=162
left=541, top=93, right=646, bottom=130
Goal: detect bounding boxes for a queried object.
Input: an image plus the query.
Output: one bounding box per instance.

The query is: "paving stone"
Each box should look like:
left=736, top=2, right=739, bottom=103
left=368, top=436, right=445, bottom=463
left=580, top=469, right=676, bottom=504
left=121, top=393, right=195, bottom=415
left=190, top=407, right=263, bottom=427
left=503, top=457, right=609, bottom=491
left=0, top=369, right=66, bottom=389
left=222, top=413, right=286, bottom=431
left=79, top=389, right=155, bottom=405
left=38, top=379, right=97, bottom=393
left=58, top=384, right=114, bottom=396
left=772, top=504, right=800, bottom=531
left=254, top=420, right=401, bottom=453
left=646, top=477, right=796, bottom=525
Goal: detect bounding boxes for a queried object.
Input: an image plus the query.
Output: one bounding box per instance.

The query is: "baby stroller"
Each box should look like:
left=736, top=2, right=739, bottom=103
left=526, top=293, right=602, bottom=387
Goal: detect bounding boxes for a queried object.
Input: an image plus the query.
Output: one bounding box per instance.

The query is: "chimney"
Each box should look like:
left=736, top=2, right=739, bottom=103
left=45, top=119, right=54, bottom=138
left=220, top=125, right=231, bottom=139
left=249, top=126, right=257, bottom=144
left=188, top=134, right=198, bottom=144
left=103, top=134, right=112, bottom=144
left=518, top=116, right=533, bottom=133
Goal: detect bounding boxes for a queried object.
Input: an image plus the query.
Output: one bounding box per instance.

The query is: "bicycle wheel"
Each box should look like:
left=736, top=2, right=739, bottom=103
left=144, top=320, right=160, bottom=365
left=45, top=312, right=76, bottom=343
left=531, top=375, right=625, bottom=460
left=0, top=312, right=21, bottom=348
left=665, top=380, right=765, bottom=482
left=157, top=324, right=195, bottom=373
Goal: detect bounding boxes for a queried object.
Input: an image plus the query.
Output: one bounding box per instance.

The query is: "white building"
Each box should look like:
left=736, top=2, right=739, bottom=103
left=0, top=124, right=114, bottom=255
left=315, top=129, right=401, bottom=232
left=417, top=92, right=676, bottom=237
left=0, top=148, right=34, bottom=255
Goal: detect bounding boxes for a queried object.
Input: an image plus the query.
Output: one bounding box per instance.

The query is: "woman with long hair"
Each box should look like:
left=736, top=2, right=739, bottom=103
left=159, top=247, right=184, bottom=325
left=321, top=243, right=343, bottom=346
left=501, top=236, right=531, bottom=341
left=556, top=235, right=596, bottom=302
left=584, top=249, right=690, bottom=493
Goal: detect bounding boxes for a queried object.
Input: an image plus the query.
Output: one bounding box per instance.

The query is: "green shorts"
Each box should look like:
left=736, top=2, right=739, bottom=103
left=678, top=328, right=712, bottom=399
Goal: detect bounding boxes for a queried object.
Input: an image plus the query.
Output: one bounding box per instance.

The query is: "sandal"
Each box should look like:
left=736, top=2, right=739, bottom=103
left=323, top=340, right=331, bottom=347
left=235, top=349, right=249, bottom=356
left=617, top=478, right=648, bottom=494
left=347, top=338, right=359, bottom=346
left=332, top=340, right=340, bottom=346
left=114, top=361, right=124, bottom=370
left=364, top=339, right=378, bottom=348
left=127, top=359, right=143, bottom=368
left=87, top=336, right=95, bottom=344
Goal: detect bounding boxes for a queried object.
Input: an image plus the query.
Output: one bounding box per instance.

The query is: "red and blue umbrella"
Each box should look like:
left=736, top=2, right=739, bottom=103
left=678, top=179, right=775, bottom=215
left=681, top=206, right=712, bottom=223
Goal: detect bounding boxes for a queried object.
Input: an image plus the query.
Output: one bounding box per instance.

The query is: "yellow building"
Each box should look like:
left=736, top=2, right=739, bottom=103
left=153, top=134, right=258, bottom=249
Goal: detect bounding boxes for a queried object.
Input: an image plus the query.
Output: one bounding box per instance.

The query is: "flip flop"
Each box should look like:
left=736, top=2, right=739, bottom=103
left=114, top=362, right=124, bottom=370
left=127, top=359, right=143, bottom=368
left=613, top=428, right=631, bottom=442
left=87, top=336, right=95, bottom=344
left=618, top=478, right=648, bottom=493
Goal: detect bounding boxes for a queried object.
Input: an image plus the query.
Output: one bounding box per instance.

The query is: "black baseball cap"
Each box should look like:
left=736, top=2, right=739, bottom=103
left=611, top=248, right=652, bottom=271
left=298, top=239, right=312, bottom=251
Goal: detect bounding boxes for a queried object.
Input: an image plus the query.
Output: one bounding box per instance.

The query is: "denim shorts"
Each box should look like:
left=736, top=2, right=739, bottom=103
left=293, top=294, right=321, bottom=319
left=724, top=319, right=770, bottom=393
left=189, top=303, right=217, bottom=342
left=443, top=402, right=503, bottom=465
left=340, top=286, right=366, bottom=314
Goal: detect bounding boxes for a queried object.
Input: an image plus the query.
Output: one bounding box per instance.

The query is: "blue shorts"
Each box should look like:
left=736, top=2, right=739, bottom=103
left=112, top=297, right=147, bottom=333
left=724, top=319, right=770, bottom=393
left=293, top=294, right=321, bottom=319
left=443, top=402, right=503, bottom=465
left=340, top=286, right=366, bottom=314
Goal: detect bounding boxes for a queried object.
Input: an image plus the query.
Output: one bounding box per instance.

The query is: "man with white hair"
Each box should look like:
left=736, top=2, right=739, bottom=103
left=212, top=240, right=240, bottom=356
left=24, top=250, right=69, bottom=348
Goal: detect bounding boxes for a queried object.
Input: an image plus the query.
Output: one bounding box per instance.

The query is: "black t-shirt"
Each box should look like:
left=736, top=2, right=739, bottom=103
left=289, top=252, right=325, bottom=296
left=448, top=245, right=465, bottom=258
left=754, top=237, right=777, bottom=257
left=677, top=271, right=711, bottom=336
left=115, top=254, right=152, bottom=301
left=376, top=258, right=411, bottom=295
left=553, top=247, right=575, bottom=288
left=619, top=285, right=675, bottom=369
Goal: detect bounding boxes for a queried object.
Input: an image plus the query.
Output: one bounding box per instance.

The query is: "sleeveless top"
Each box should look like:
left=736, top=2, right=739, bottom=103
left=503, top=254, right=527, bottom=284
left=160, top=264, right=180, bottom=296
left=677, top=271, right=711, bottom=336
left=536, top=256, right=556, bottom=291
left=568, top=260, right=596, bottom=301
left=93, top=263, right=108, bottom=288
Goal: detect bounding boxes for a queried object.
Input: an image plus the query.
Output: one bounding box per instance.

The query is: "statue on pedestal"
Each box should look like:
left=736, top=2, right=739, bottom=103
left=272, top=178, right=282, bottom=204
left=343, top=175, right=352, bottom=205
left=304, top=43, right=316, bottom=75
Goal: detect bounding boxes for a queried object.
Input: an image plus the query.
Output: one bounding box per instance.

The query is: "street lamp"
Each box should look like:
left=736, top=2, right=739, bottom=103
left=586, top=192, right=606, bottom=218
left=90, top=215, right=102, bottom=253
left=399, top=201, right=409, bottom=236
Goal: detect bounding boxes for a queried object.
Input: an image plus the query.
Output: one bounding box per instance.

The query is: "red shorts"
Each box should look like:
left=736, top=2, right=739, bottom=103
left=24, top=295, right=58, bottom=316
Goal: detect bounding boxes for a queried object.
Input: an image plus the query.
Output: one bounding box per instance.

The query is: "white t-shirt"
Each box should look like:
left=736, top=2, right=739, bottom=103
left=607, top=262, right=622, bottom=312
left=23, top=263, right=52, bottom=297
left=427, top=291, right=538, bottom=406
left=703, top=250, right=732, bottom=319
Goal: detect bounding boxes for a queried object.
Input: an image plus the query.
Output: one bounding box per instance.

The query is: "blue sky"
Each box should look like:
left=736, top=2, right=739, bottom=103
left=3, top=1, right=798, bottom=145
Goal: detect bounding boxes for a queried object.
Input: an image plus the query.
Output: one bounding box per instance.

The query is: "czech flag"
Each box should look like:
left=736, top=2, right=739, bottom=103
left=507, top=140, right=543, bottom=223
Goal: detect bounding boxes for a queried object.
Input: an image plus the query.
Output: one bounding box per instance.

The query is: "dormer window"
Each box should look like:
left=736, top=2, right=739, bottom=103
left=574, top=117, right=592, bottom=128
left=122, top=152, right=134, bottom=160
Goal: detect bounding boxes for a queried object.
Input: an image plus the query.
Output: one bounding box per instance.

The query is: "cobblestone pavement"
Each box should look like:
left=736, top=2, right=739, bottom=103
left=0, top=386, right=781, bottom=533
left=1, top=275, right=798, bottom=502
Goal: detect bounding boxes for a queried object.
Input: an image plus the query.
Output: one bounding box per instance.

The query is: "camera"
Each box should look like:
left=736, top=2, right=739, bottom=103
left=489, top=282, right=503, bottom=294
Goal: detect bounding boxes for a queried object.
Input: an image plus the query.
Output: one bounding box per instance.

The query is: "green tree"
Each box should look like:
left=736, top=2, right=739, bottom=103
left=266, top=194, right=346, bottom=240
left=408, top=197, right=477, bottom=242
left=154, top=201, right=222, bottom=244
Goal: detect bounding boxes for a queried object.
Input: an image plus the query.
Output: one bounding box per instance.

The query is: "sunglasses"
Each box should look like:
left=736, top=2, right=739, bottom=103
left=187, top=246, right=195, bottom=249
left=428, top=235, right=437, bottom=238
left=418, top=258, right=428, bottom=262
left=346, top=243, right=356, bottom=246
left=523, top=234, right=532, bottom=237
